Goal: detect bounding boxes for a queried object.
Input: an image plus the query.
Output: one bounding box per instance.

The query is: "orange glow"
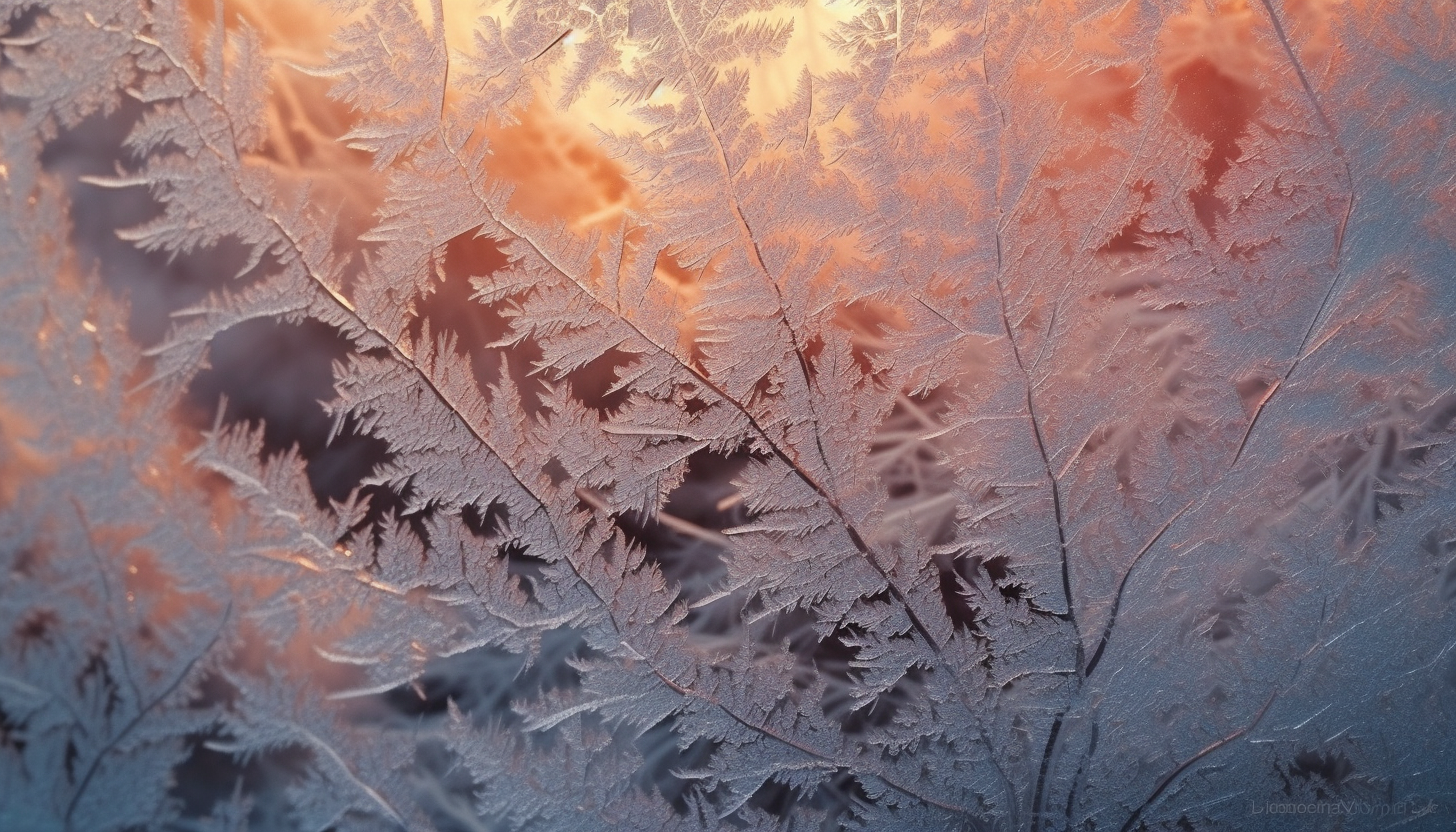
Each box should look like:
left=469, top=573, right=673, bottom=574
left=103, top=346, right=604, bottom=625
left=479, top=98, right=638, bottom=234
left=206, top=0, right=1005, bottom=319
left=0, top=398, right=51, bottom=508
left=9, top=0, right=1456, bottom=825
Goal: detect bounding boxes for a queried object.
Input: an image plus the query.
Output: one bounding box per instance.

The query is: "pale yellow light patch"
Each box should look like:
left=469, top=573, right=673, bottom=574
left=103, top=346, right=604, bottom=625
left=558, top=33, right=682, bottom=139
left=1159, top=0, right=1265, bottom=85
left=726, top=0, right=860, bottom=119
left=423, top=0, right=865, bottom=144
left=429, top=0, right=506, bottom=51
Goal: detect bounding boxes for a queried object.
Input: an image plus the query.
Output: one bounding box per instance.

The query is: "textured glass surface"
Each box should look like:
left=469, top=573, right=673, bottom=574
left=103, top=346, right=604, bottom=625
left=1, top=1, right=1454, bottom=829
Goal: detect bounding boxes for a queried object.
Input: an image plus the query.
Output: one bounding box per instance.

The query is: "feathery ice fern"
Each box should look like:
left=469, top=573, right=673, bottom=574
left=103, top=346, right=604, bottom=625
left=2, top=1, right=1456, bottom=830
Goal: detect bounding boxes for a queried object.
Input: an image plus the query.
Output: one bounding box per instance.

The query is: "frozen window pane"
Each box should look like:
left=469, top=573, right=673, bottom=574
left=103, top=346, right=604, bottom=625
left=1, top=1, right=1453, bottom=829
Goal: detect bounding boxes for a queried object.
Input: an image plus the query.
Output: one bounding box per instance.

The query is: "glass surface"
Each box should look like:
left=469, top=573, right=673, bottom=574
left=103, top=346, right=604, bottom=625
left=1, top=1, right=1453, bottom=829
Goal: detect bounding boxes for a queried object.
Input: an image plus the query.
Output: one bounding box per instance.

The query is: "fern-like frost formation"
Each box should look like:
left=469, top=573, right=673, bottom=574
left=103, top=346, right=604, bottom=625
left=2, top=1, right=1455, bottom=830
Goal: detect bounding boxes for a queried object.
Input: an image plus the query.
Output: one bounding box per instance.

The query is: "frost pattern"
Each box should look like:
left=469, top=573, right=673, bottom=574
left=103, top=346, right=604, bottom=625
left=2, top=1, right=1456, bottom=830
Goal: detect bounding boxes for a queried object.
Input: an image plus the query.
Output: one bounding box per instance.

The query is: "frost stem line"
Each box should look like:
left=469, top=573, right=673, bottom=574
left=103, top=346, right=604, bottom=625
left=62, top=598, right=233, bottom=830
left=1233, top=0, right=1356, bottom=468
left=120, top=13, right=557, bottom=538
left=992, top=259, right=1089, bottom=829
left=983, top=6, right=1357, bottom=823
left=982, top=39, right=1089, bottom=832
left=434, top=130, right=953, bottom=655
left=427, top=25, right=1023, bottom=815
left=1073, top=12, right=1355, bottom=821
left=448, top=9, right=970, bottom=693
left=198, top=87, right=845, bottom=817
left=664, top=0, right=842, bottom=499
left=106, top=0, right=598, bottom=684
left=110, top=18, right=990, bottom=822
left=651, top=668, right=984, bottom=823
left=176, top=143, right=966, bottom=829
left=1056, top=372, right=1347, bottom=824
left=82, top=11, right=554, bottom=541
left=993, top=243, right=1084, bottom=832
left=574, top=488, right=983, bottom=824
left=120, top=6, right=1008, bottom=822
left=437, top=121, right=1026, bottom=821
left=71, top=499, right=144, bottom=710
left=1117, top=688, right=1280, bottom=832
left=970, top=44, right=1072, bottom=829
left=111, top=22, right=993, bottom=819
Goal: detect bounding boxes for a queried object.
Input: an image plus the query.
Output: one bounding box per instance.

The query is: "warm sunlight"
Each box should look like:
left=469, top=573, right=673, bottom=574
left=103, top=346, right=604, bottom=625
left=4, top=0, right=1454, bottom=830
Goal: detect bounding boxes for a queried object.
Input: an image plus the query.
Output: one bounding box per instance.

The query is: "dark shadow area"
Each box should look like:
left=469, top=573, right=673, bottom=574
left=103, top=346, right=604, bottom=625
left=41, top=103, right=248, bottom=346
left=182, top=317, right=390, bottom=507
